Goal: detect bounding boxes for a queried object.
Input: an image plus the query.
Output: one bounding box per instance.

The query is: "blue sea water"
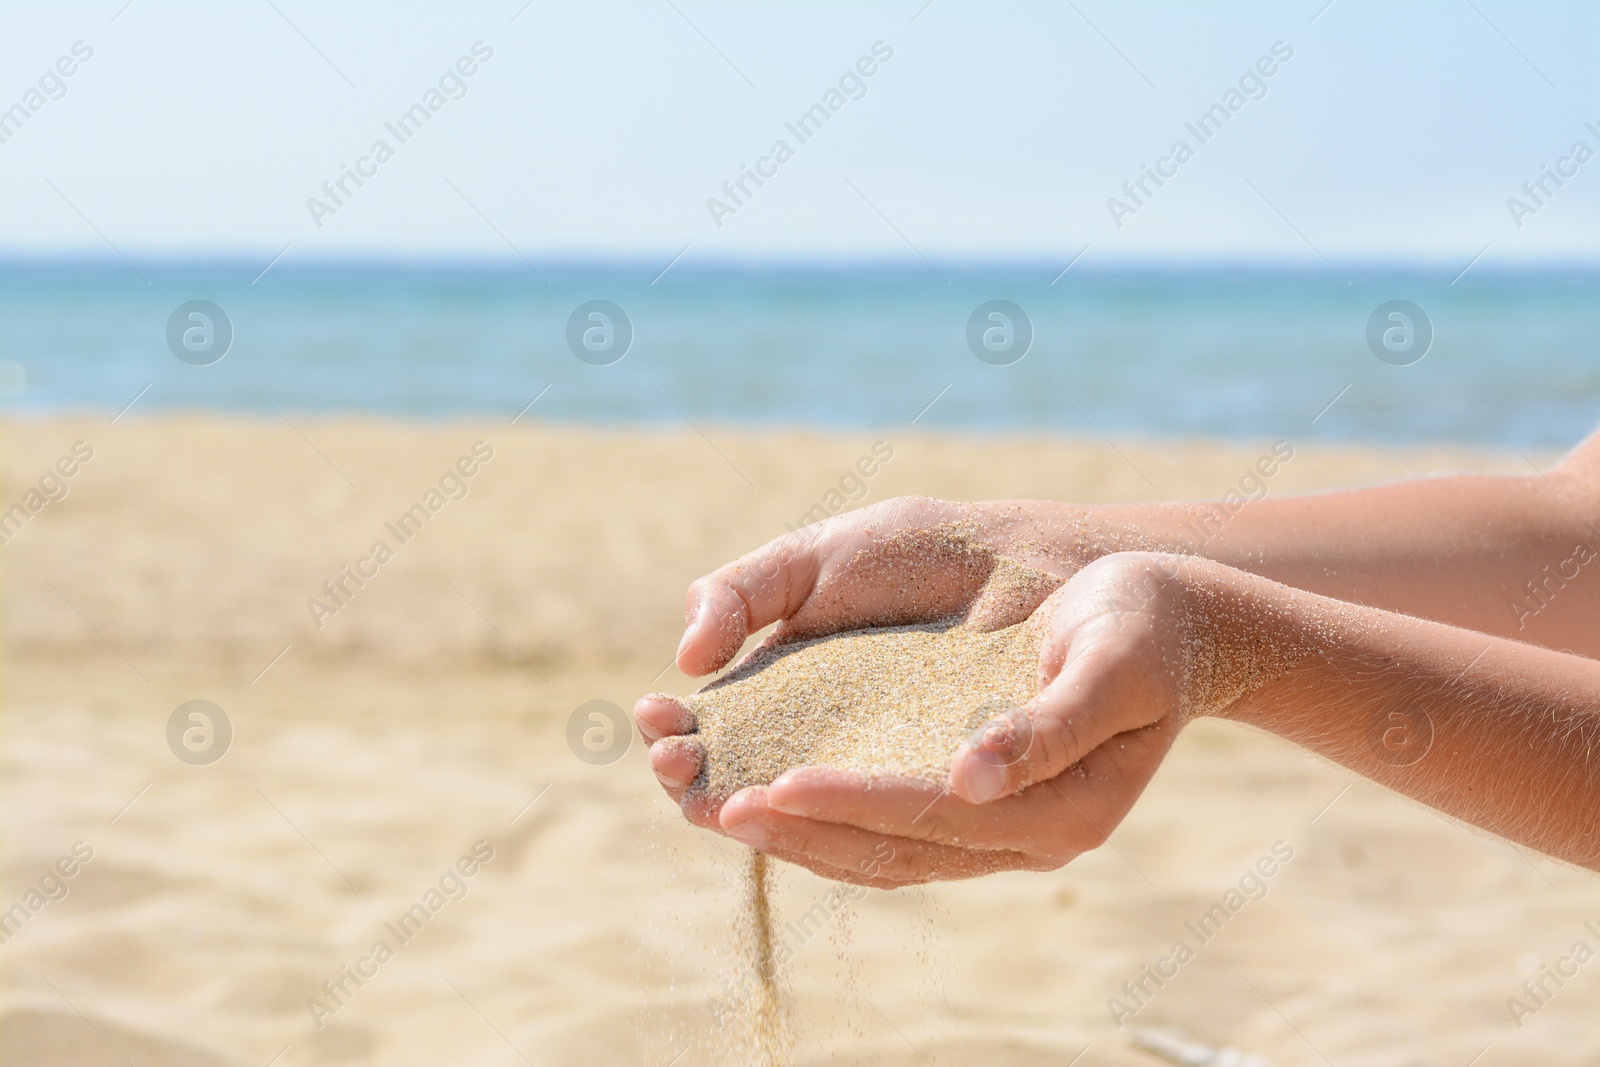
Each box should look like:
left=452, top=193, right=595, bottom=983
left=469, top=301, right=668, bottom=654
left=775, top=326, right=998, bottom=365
left=1, top=261, right=1594, bottom=448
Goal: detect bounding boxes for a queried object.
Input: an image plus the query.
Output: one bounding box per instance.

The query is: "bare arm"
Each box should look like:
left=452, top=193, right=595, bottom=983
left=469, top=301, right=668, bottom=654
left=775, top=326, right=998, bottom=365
left=644, top=433, right=1600, bottom=884
left=1004, top=429, right=1600, bottom=658
left=669, top=433, right=1600, bottom=683
left=1196, top=560, right=1600, bottom=867
left=714, top=553, right=1600, bottom=885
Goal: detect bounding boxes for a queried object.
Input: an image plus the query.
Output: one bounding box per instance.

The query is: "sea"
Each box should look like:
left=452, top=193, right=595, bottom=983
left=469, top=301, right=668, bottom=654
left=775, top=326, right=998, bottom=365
left=1, top=261, right=1594, bottom=448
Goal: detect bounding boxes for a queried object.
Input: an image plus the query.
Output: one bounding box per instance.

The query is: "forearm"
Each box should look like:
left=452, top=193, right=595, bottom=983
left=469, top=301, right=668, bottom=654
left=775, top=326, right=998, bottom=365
left=1001, top=435, right=1600, bottom=655
left=1187, top=559, right=1600, bottom=870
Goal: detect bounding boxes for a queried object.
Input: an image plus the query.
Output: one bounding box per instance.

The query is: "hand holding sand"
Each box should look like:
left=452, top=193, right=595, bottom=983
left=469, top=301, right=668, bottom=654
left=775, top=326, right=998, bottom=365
left=636, top=503, right=1206, bottom=885
left=641, top=476, right=1600, bottom=878
left=702, top=552, right=1200, bottom=887
left=639, top=496, right=1076, bottom=818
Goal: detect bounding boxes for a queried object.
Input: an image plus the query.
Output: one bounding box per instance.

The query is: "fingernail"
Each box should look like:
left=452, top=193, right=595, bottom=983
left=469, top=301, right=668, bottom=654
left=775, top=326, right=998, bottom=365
left=726, top=821, right=767, bottom=848
left=676, top=600, right=708, bottom=660
left=959, top=752, right=1008, bottom=804
left=653, top=768, right=688, bottom=791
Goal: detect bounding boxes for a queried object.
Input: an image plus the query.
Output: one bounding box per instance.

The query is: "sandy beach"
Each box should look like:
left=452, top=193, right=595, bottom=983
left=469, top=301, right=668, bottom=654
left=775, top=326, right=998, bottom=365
left=3, top=415, right=1595, bottom=1067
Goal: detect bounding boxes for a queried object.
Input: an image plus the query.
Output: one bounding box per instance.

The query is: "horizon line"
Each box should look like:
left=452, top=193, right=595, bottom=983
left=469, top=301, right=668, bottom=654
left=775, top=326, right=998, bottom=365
left=1, top=252, right=1599, bottom=274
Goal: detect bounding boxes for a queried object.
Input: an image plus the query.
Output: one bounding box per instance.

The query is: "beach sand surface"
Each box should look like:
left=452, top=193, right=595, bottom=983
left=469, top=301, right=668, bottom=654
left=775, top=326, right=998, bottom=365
left=3, top=416, right=1594, bottom=1066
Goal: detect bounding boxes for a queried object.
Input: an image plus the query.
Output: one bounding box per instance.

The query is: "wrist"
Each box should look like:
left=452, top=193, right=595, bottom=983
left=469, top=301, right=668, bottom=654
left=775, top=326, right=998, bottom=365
left=1014, top=500, right=1125, bottom=573
left=1167, top=556, right=1315, bottom=723
left=1050, top=551, right=1286, bottom=724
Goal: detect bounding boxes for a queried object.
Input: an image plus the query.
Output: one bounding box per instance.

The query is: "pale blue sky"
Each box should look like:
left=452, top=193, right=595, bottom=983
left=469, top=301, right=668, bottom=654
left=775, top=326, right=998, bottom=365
left=1, top=1, right=1596, bottom=267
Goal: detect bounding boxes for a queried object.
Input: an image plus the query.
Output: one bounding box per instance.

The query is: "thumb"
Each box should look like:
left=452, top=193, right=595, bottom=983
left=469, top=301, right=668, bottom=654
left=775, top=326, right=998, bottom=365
left=948, top=630, right=1155, bottom=804
left=674, top=529, right=823, bottom=676
left=675, top=581, right=751, bottom=677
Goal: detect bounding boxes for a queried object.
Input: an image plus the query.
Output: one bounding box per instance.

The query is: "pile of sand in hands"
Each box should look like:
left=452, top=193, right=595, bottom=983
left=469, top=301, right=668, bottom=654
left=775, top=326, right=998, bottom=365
left=685, top=527, right=1065, bottom=1067
left=685, top=540, right=1065, bottom=798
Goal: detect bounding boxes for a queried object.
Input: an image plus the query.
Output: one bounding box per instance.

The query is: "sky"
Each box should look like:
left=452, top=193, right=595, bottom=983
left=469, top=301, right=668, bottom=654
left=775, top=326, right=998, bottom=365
left=0, top=1, right=1597, bottom=268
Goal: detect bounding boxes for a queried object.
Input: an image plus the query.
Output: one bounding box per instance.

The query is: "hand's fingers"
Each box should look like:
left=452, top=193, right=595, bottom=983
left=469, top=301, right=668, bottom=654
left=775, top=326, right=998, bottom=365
left=962, top=563, right=1065, bottom=632
left=765, top=767, right=1101, bottom=858
left=951, top=614, right=1168, bottom=805
left=677, top=787, right=725, bottom=830
left=767, top=770, right=983, bottom=842
left=747, top=813, right=1028, bottom=885
left=648, top=735, right=703, bottom=798
left=758, top=845, right=905, bottom=889
left=719, top=787, right=1032, bottom=885
left=676, top=529, right=824, bottom=676
left=767, top=721, right=1175, bottom=867
left=1040, top=718, right=1178, bottom=844
left=675, top=498, right=1006, bottom=676
left=790, top=506, right=1003, bottom=638
left=742, top=843, right=891, bottom=889
left=634, top=693, right=695, bottom=742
